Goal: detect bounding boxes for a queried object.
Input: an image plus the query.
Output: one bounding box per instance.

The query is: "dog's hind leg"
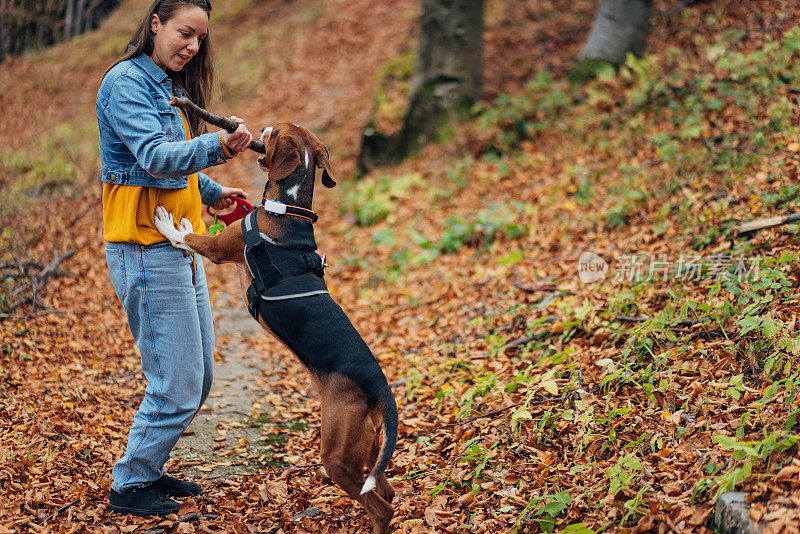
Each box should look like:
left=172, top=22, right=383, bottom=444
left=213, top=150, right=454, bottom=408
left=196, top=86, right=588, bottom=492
left=320, top=376, right=394, bottom=534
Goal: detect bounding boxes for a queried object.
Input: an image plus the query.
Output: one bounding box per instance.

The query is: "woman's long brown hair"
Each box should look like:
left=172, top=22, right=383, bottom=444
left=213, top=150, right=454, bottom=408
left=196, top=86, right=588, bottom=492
left=106, top=0, right=214, bottom=135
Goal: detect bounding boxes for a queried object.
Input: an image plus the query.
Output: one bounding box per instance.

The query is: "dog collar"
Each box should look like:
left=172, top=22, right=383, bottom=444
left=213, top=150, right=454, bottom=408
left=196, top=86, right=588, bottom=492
left=262, top=198, right=319, bottom=223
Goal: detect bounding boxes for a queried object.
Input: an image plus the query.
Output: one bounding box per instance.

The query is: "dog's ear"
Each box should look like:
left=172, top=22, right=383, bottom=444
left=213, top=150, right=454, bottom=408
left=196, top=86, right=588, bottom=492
left=315, top=141, right=336, bottom=188
left=265, top=129, right=300, bottom=181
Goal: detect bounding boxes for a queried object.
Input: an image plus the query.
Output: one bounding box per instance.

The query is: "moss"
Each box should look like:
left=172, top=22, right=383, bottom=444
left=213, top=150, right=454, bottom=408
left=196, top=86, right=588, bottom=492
left=568, top=57, right=617, bottom=84
left=395, top=77, right=474, bottom=158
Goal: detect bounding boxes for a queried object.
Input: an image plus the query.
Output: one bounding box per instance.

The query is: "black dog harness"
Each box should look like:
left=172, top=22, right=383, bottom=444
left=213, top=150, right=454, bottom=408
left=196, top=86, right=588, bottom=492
left=242, top=209, right=328, bottom=321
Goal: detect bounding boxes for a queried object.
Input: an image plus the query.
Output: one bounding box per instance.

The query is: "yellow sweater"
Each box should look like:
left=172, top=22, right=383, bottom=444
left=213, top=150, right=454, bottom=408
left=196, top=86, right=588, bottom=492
left=102, top=110, right=234, bottom=244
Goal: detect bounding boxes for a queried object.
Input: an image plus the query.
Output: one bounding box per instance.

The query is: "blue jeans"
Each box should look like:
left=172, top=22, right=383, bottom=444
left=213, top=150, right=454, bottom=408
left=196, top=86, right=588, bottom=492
left=105, top=241, right=214, bottom=492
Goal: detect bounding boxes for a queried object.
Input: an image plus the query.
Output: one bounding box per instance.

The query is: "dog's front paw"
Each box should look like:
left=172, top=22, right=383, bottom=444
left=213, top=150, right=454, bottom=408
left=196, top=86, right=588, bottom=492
left=179, top=217, right=194, bottom=234
left=153, top=206, right=175, bottom=236
left=154, top=206, right=191, bottom=250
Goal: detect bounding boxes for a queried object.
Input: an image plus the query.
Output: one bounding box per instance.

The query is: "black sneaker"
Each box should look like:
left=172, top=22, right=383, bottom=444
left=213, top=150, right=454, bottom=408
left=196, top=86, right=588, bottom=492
left=153, top=474, right=201, bottom=497
left=109, top=485, right=180, bottom=516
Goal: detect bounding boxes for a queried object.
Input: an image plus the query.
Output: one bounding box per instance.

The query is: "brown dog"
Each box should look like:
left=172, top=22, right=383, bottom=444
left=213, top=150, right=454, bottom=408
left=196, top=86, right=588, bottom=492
left=154, top=123, right=397, bottom=533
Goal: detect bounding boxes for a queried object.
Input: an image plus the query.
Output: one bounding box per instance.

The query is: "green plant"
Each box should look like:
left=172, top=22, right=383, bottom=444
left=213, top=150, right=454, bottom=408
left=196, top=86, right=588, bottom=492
left=459, top=373, right=497, bottom=418
left=606, top=453, right=642, bottom=497
left=209, top=214, right=225, bottom=236
left=342, top=172, right=424, bottom=226
left=729, top=257, right=797, bottom=377
left=602, top=453, right=651, bottom=524
left=439, top=203, right=528, bottom=254
left=371, top=227, right=396, bottom=246
left=514, top=491, right=571, bottom=533
left=430, top=481, right=454, bottom=496
left=706, top=432, right=799, bottom=499
left=603, top=184, right=645, bottom=229
left=621, top=485, right=649, bottom=525
left=724, top=374, right=747, bottom=401
left=456, top=437, right=495, bottom=486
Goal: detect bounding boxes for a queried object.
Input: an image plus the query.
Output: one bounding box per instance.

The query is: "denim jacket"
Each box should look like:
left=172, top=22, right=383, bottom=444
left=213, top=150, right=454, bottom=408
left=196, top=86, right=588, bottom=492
left=96, top=53, right=226, bottom=205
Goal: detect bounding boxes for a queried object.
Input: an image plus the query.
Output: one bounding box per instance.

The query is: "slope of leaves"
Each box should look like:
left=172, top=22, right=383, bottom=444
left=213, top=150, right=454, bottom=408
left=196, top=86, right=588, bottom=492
left=3, top=0, right=800, bottom=533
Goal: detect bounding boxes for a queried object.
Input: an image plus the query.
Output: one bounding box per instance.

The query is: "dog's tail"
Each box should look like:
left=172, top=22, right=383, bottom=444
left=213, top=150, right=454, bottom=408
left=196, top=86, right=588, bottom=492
left=360, top=384, right=398, bottom=495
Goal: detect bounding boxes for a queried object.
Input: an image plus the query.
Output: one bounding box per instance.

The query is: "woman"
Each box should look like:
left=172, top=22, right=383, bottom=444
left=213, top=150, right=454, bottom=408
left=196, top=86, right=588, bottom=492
left=96, top=0, right=252, bottom=516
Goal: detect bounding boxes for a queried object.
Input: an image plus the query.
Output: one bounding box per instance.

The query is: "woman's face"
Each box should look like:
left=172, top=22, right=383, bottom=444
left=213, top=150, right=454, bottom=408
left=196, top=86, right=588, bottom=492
left=150, top=6, right=208, bottom=72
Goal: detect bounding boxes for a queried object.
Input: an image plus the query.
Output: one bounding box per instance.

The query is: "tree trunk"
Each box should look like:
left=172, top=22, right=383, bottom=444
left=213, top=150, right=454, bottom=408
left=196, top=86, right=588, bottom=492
left=399, top=0, right=483, bottom=152
left=75, top=0, right=86, bottom=35
left=579, top=0, right=653, bottom=64
left=0, top=0, right=121, bottom=62
left=64, top=0, right=75, bottom=39
left=37, top=0, right=46, bottom=49
left=358, top=0, right=484, bottom=173
left=84, top=0, right=103, bottom=35
left=0, top=0, right=9, bottom=60
left=44, top=0, right=56, bottom=42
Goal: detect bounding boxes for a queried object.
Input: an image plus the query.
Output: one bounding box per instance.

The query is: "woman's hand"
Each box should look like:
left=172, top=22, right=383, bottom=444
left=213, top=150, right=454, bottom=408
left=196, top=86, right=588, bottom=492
left=213, top=187, right=248, bottom=210
left=220, top=116, right=253, bottom=153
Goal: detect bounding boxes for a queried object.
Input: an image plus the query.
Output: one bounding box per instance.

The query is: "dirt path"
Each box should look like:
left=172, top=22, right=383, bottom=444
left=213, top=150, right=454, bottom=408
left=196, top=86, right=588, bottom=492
left=171, top=301, right=275, bottom=479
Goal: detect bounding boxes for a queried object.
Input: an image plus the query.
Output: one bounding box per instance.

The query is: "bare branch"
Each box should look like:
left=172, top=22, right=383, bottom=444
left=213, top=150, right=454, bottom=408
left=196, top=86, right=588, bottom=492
left=513, top=281, right=576, bottom=295
left=734, top=213, right=800, bottom=236
left=39, top=499, right=79, bottom=525
left=0, top=249, right=75, bottom=320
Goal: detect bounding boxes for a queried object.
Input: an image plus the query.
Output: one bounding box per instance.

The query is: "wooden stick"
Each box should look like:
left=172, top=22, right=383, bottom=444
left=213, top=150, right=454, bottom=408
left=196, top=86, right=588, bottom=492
left=734, top=213, right=800, bottom=235
left=513, top=282, right=576, bottom=295
left=425, top=396, right=566, bottom=434
left=291, top=506, right=320, bottom=522
left=501, top=334, right=537, bottom=350
left=206, top=463, right=324, bottom=480
left=38, top=250, right=75, bottom=284
left=175, top=513, right=219, bottom=523
left=614, top=315, right=707, bottom=327
left=142, top=513, right=220, bottom=534
left=0, top=250, right=75, bottom=319
left=169, top=97, right=266, bottom=154
left=39, top=499, right=79, bottom=525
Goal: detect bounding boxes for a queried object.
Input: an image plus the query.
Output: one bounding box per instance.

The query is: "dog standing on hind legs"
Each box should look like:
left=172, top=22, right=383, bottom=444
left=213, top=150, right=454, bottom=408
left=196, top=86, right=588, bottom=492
left=153, top=123, right=398, bottom=533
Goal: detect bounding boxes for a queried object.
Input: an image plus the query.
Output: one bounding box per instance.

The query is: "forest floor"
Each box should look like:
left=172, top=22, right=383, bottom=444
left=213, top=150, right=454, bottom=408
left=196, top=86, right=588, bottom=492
left=4, top=0, right=800, bottom=533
